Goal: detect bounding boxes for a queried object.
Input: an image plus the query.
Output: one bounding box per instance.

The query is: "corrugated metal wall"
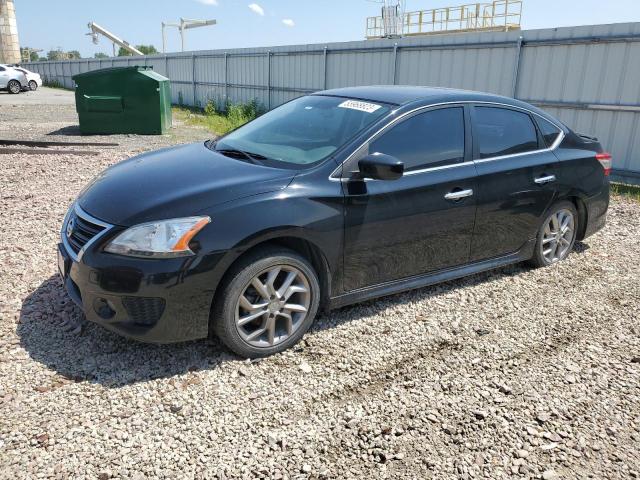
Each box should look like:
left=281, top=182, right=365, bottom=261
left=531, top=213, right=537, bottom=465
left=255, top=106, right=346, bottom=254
left=29, top=22, right=640, bottom=183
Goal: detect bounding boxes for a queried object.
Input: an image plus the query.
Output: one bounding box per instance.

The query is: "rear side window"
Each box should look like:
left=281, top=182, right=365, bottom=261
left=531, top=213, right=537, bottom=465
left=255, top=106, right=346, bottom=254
left=536, top=117, right=562, bottom=147
left=475, top=107, right=538, bottom=159
left=369, top=107, right=465, bottom=171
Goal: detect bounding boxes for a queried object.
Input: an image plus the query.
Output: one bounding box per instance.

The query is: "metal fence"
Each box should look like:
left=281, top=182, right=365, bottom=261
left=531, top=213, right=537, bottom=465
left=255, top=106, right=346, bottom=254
left=28, top=22, right=640, bottom=183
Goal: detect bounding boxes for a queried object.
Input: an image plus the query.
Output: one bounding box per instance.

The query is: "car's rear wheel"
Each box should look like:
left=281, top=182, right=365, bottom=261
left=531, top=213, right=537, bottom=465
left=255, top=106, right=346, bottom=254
left=529, top=201, right=578, bottom=267
left=212, top=246, right=320, bottom=358
left=29, top=80, right=38, bottom=91
left=7, top=80, right=21, bottom=94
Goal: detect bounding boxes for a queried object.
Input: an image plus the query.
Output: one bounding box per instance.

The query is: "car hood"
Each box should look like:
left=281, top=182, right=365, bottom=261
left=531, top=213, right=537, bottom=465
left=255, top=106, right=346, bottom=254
left=78, top=142, right=295, bottom=226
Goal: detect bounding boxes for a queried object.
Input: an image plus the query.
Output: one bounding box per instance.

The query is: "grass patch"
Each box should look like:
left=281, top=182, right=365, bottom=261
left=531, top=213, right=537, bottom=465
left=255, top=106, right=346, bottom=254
left=173, top=99, right=264, bottom=136
left=43, top=80, right=71, bottom=90
left=611, top=182, right=640, bottom=202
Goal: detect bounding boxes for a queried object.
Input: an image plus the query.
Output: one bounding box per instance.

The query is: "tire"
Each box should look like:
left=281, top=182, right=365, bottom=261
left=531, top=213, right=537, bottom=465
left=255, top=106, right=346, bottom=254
left=212, top=246, right=321, bottom=358
left=529, top=200, right=578, bottom=268
left=29, top=81, right=38, bottom=91
left=7, top=80, right=21, bottom=94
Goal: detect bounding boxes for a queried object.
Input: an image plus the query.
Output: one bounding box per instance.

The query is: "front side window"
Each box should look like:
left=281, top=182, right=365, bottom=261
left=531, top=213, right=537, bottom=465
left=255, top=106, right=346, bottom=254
left=212, top=95, right=390, bottom=168
left=536, top=117, right=562, bottom=147
left=368, top=107, right=465, bottom=172
left=475, top=107, right=539, bottom=159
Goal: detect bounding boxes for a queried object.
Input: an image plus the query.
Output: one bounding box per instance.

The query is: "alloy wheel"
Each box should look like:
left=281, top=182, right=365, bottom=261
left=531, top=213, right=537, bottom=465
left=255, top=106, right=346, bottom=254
left=541, top=208, right=575, bottom=263
left=29, top=81, right=37, bottom=91
left=235, top=265, right=311, bottom=348
left=8, top=81, right=20, bottom=94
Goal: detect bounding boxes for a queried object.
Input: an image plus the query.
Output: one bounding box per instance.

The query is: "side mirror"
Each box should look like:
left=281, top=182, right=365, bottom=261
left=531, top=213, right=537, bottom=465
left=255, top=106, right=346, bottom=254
left=357, top=153, right=404, bottom=181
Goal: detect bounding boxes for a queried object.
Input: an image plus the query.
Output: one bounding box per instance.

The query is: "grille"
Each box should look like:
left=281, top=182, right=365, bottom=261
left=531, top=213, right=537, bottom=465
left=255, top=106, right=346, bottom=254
left=65, top=210, right=107, bottom=254
left=122, top=297, right=166, bottom=326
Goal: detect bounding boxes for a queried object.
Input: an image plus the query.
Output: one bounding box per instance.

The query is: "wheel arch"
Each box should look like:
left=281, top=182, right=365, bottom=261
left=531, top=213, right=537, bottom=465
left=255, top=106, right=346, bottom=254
left=563, top=195, right=588, bottom=241
left=207, top=233, right=333, bottom=337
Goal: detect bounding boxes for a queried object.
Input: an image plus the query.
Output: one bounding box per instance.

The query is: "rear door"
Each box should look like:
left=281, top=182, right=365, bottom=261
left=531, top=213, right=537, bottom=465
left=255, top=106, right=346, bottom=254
left=342, top=105, right=478, bottom=291
left=469, top=105, right=560, bottom=261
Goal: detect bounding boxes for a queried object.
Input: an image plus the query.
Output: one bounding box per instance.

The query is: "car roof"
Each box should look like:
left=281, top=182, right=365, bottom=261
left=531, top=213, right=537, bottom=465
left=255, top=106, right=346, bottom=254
left=317, top=85, right=523, bottom=106
left=312, top=85, right=558, bottom=124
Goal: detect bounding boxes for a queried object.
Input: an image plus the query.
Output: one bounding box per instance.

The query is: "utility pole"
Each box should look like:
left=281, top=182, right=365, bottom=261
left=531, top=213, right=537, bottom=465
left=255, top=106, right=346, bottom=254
left=162, top=18, right=217, bottom=53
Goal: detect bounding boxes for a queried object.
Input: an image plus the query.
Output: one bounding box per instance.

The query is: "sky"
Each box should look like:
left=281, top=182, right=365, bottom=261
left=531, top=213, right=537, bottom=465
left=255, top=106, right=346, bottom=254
left=14, top=0, right=640, bottom=58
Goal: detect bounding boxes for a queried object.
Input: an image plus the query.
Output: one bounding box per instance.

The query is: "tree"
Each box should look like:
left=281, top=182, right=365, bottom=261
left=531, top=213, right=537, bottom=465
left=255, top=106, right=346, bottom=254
left=137, top=45, right=158, bottom=55
left=118, top=44, right=158, bottom=56
left=47, top=49, right=65, bottom=60
left=46, top=49, right=81, bottom=60
left=94, top=52, right=109, bottom=59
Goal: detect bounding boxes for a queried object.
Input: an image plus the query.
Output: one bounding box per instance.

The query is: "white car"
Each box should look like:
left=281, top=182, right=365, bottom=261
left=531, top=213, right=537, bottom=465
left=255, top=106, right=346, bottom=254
left=0, top=64, right=28, bottom=94
left=14, top=66, right=43, bottom=91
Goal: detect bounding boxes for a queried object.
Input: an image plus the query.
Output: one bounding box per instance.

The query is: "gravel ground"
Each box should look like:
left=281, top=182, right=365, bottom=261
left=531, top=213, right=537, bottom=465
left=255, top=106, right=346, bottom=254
left=1, top=104, right=640, bottom=479
left=0, top=87, right=75, bottom=106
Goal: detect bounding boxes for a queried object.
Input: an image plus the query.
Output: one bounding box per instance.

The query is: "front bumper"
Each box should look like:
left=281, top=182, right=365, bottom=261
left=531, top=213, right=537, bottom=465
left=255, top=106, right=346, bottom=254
left=58, top=242, right=223, bottom=343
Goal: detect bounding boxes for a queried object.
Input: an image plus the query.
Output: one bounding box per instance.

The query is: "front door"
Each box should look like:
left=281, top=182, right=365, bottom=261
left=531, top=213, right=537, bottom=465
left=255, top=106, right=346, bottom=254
left=342, top=106, right=478, bottom=292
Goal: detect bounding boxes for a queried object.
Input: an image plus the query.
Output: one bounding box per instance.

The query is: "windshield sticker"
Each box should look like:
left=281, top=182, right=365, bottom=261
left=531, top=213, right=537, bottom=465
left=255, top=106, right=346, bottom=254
left=338, top=100, right=382, bottom=113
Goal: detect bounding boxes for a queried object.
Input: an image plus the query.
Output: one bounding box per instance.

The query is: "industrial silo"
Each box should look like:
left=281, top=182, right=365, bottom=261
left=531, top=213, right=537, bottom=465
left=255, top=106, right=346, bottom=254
left=0, top=0, right=20, bottom=64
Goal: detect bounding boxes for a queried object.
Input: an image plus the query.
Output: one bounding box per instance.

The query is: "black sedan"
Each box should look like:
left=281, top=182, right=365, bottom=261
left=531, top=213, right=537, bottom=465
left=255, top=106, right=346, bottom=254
left=58, top=86, right=610, bottom=357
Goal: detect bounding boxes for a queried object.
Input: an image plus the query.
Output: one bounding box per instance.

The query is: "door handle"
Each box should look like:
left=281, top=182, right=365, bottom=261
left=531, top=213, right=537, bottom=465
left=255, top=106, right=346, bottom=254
left=444, top=189, right=474, bottom=201
left=534, top=174, right=556, bottom=185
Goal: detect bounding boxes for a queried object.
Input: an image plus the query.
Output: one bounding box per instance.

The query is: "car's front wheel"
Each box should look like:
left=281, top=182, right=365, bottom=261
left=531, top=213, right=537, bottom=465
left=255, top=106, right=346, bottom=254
left=212, top=246, right=321, bottom=358
left=529, top=200, right=578, bottom=267
left=7, top=80, right=21, bottom=94
left=29, top=80, right=38, bottom=91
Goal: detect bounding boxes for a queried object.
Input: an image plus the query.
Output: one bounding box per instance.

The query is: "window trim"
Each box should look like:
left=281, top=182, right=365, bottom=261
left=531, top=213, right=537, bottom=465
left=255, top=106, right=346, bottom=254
left=330, top=100, right=565, bottom=181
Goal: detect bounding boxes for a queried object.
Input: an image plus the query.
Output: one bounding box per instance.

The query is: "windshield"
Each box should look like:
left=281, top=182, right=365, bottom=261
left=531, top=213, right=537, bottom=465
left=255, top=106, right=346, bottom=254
left=212, top=95, right=390, bottom=168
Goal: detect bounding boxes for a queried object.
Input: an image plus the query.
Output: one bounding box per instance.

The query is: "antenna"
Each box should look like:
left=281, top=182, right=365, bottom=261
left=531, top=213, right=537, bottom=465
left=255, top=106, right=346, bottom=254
left=367, top=0, right=406, bottom=38
left=162, top=18, right=217, bottom=53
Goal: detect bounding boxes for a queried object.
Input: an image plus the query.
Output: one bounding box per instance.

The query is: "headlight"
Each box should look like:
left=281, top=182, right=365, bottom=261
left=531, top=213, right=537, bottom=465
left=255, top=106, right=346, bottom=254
left=104, top=216, right=210, bottom=258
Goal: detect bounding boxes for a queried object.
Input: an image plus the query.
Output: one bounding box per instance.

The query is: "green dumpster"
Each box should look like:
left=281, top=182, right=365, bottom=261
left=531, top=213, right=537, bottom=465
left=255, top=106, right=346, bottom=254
left=72, top=66, right=172, bottom=135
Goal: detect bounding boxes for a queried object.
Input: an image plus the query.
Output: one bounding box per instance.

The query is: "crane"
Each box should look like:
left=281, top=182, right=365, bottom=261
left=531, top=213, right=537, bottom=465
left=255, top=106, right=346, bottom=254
left=87, top=22, right=143, bottom=57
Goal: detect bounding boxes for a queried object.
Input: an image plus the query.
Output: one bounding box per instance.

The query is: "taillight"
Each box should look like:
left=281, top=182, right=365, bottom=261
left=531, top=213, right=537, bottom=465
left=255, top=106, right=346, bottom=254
left=596, top=153, right=612, bottom=176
